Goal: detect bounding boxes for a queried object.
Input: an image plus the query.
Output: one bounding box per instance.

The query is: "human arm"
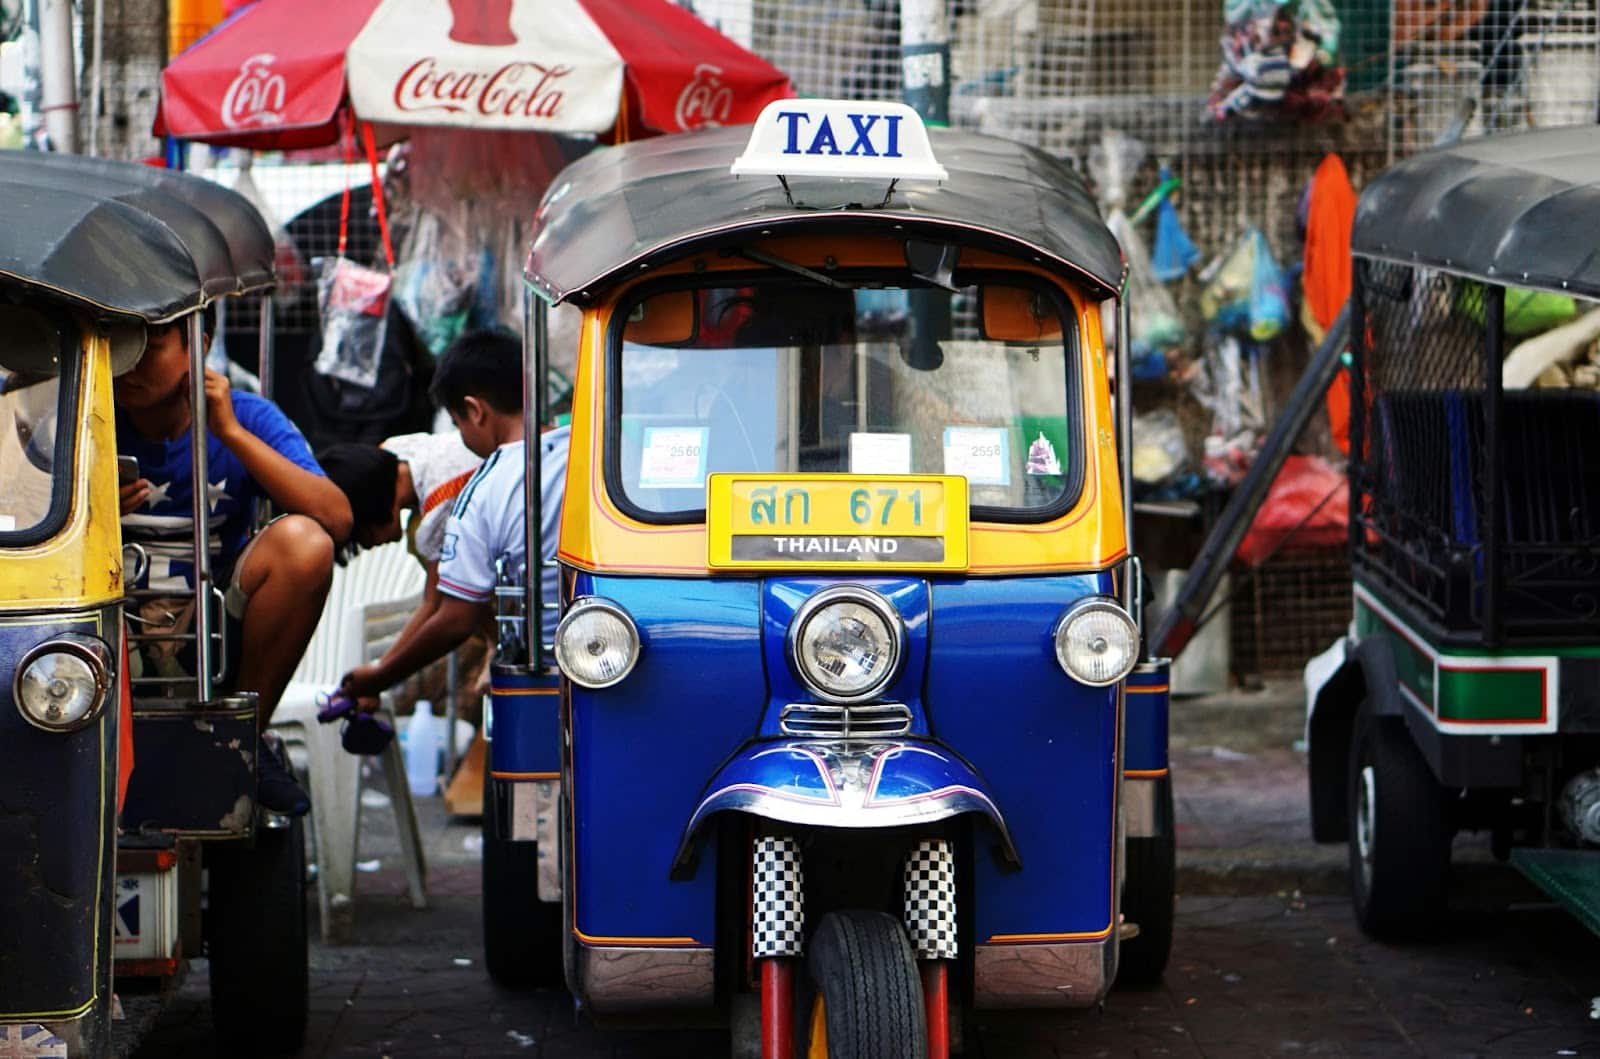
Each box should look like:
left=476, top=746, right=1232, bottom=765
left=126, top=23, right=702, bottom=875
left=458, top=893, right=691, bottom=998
left=340, top=593, right=486, bottom=699
left=204, top=371, right=354, bottom=541
left=379, top=560, right=443, bottom=669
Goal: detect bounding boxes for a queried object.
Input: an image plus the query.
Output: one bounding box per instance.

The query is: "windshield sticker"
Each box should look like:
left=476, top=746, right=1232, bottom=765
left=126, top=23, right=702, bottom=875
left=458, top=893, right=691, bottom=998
left=849, top=432, right=912, bottom=475
left=1025, top=431, right=1062, bottom=476
left=942, top=427, right=1010, bottom=486
left=639, top=427, right=708, bottom=489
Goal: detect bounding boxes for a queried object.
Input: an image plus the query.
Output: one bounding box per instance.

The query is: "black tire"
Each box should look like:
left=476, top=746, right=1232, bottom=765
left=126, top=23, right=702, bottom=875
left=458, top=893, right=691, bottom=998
left=206, top=817, right=309, bottom=1056
left=482, top=773, right=563, bottom=988
left=1118, top=775, right=1176, bottom=986
left=805, top=910, right=927, bottom=1059
left=1347, top=707, right=1449, bottom=939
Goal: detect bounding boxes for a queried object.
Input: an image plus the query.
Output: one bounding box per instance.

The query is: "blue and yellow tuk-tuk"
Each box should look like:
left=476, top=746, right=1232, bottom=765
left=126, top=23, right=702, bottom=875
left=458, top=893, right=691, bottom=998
left=1306, top=126, right=1600, bottom=940
left=0, top=152, right=306, bottom=1057
left=484, top=100, right=1173, bottom=1056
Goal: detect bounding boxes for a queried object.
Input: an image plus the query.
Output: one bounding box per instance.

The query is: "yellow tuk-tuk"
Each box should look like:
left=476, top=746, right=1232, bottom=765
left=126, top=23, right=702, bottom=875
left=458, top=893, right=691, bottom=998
left=0, top=152, right=306, bottom=1057
left=484, top=101, right=1174, bottom=1056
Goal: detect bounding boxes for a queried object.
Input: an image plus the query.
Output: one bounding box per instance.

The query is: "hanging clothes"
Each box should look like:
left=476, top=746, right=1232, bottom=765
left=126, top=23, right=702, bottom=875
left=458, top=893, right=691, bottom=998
left=1302, top=153, right=1357, bottom=453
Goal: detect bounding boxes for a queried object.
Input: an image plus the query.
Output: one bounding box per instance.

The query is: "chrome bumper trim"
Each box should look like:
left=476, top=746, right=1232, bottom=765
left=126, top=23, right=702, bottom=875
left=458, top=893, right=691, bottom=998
left=576, top=945, right=715, bottom=1013
left=973, top=938, right=1112, bottom=1009
left=1123, top=775, right=1158, bottom=838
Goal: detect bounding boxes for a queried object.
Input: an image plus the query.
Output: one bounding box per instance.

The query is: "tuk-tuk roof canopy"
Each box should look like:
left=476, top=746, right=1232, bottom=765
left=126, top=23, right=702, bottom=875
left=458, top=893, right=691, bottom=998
left=1353, top=125, right=1600, bottom=299
left=0, top=152, right=275, bottom=322
left=524, top=125, right=1126, bottom=304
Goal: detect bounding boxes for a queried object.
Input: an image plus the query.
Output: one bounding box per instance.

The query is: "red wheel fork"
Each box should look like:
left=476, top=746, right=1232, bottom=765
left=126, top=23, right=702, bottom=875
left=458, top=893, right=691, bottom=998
left=761, top=957, right=795, bottom=1059
left=922, top=960, right=949, bottom=1059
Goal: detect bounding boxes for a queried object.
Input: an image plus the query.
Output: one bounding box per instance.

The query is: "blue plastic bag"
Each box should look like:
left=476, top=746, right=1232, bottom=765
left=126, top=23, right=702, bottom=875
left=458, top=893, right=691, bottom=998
left=1247, top=229, right=1289, bottom=340
left=1150, top=171, right=1200, bottom=283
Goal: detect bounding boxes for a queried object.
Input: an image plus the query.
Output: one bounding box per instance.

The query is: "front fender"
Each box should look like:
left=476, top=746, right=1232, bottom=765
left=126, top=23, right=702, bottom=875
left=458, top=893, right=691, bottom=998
left=671, top=739, right=1019, bottom=877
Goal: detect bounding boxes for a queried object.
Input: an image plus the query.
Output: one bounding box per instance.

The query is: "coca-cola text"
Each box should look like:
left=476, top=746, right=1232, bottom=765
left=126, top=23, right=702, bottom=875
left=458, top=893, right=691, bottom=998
left=393, top=59, right=571, bottom=120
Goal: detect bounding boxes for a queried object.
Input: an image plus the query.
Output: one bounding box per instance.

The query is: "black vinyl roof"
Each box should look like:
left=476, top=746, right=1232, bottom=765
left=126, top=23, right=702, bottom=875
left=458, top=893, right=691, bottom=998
left=1353, top=125, right=1600, bottom=299
left=524, top=125, right=1125, bottom=304
left=0, top=151, right=275, bottom=322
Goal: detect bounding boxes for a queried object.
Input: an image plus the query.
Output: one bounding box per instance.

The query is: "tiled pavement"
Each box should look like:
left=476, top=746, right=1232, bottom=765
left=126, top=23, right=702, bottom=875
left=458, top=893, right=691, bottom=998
left=131, top=682, right=1600, bottom=1057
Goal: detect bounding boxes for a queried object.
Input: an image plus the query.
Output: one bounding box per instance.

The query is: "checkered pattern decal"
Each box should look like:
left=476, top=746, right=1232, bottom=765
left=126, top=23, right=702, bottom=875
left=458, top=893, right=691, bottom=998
left=903, top=838, right=958, bottom=959
left=751, top=835, right=804, bottom=958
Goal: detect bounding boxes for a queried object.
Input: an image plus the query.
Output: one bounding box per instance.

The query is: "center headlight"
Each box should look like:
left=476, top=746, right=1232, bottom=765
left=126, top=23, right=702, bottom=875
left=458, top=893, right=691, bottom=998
left=789, top=587, right=903, bottom=703
left=15, top=635, right=112, bottom=732
left=555, top=597, right=641, bottom=689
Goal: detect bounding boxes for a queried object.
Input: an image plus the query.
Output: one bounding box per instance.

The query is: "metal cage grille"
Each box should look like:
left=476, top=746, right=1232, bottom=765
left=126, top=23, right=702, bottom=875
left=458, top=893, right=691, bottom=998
left=1353, top=259, right=1600, bottom=642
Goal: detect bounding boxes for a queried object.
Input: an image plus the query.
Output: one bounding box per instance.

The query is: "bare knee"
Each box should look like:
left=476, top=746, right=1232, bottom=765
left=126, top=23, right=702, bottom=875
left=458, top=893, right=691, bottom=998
left=244, top=515, right=335, bottom=590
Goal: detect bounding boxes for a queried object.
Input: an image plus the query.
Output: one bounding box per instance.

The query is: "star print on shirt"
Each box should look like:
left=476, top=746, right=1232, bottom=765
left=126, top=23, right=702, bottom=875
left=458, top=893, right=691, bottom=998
left=206, top=477, right=230, bottom=513
left=143, top=480, right=172, bottom=508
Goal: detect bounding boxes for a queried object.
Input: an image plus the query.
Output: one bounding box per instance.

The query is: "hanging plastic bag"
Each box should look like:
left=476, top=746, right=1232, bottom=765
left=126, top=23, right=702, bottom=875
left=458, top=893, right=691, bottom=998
left=1247, top=230, right=1290, bottom=340
left=1150, top=170, right=1200, bottom=283
left=393, top=211, right=474, bottom=357
left=314, top=120, right=397, bottom=389
left=1109, top=209, right=1186, bottom=374
left=314, top=257, right=392, bottom=388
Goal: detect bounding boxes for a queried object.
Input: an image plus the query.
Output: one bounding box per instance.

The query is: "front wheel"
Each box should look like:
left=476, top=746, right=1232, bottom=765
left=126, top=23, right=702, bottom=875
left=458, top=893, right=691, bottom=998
left=207, top=817, right=309, bottom=1056
left=1347, top=707, right=1449, bottom=939
left=804, top=910, right=927, bottom=1059
left=1118, top=774, right=1176, bottom=986
left=482, top=774, right=563, bottom=987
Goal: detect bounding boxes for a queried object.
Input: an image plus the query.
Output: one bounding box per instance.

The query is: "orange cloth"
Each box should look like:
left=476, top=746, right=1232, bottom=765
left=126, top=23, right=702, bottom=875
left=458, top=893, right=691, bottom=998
left=1303, top=153, right=1357, bottom=453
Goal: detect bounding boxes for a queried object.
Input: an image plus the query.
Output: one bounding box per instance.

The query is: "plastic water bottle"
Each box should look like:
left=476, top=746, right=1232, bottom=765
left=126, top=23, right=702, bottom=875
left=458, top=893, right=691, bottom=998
left=405, top=701, right=440, bottom=796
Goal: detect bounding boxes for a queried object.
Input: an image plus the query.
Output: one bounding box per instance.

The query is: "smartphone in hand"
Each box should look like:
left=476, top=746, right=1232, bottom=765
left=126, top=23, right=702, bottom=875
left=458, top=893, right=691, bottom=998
left=117, top=455, right=141, bottom=485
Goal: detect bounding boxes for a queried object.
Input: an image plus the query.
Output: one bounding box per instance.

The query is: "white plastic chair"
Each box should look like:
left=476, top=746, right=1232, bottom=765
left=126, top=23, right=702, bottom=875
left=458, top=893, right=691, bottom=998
left=271, top=539, right=429, bottom=943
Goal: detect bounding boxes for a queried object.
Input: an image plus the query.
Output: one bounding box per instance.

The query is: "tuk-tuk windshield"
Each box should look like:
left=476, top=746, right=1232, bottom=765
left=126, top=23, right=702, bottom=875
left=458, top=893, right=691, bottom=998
left=612, top=276, right=1078, bottom=521
left=0, top=306, right=75, bottom=543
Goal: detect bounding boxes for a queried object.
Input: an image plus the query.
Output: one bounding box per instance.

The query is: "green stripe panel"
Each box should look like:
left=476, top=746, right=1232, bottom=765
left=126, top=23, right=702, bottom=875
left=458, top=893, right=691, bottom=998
left=1511, top=849, right=1600, bottom=938
left=1436, top=667, right=1545, bottom=722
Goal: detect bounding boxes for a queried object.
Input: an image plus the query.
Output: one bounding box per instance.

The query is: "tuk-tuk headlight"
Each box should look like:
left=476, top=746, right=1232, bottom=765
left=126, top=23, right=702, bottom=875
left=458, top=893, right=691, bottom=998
left=14, top=635, right=113, bottom=732
left=789, top=587, right=903, bottom=703
left=555, top=598, right=640, bottom=689
left=1054, top=599, right=1140, bottom=687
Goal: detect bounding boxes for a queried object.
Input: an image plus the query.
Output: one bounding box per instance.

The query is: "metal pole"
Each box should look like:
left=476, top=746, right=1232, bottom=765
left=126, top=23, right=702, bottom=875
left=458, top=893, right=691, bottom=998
left=1483, top=285, right=1505, bottom=646
left=900, top=0, right=950, bottom=126
left=1117, top=296, right=1134, bottom=612
left=88, top=0, right=104, bottom=156
left=522, top=286, right=548, bottom=670
left=258, top=293, right=275, bottom=401
left=37, top=0, right=77, bottom=152
left=188, top=312, right=213, bottom=700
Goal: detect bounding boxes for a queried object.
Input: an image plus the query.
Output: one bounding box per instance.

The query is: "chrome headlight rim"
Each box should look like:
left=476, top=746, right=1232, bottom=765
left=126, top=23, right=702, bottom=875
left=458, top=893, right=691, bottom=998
left=13, top=633, right=114, bottom=733
left=787, top=585, right=905, bottom=705
left=1053, top=597, right=1141, bottom=688
left=554, top=596, right=641, bottom=690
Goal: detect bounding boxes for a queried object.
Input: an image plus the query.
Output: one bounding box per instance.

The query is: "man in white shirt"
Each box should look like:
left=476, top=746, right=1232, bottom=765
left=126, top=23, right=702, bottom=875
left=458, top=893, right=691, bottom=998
left=340, top=330, right=565, bottom=700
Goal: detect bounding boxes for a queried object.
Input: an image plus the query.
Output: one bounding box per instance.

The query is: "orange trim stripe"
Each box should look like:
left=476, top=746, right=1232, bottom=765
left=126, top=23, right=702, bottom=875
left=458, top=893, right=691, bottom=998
left=493, top=687, right=560, bottom=697
left=573, top=929, right=706, bottom=947
left=1126, top=684, right=1169, bottom=695
left=421, top=467, right=476, bottom=518
left=986, top=925, right=1114, bottom=943
left=1123, top=768, right=1169, bottom=779
left=490, top=770, right=560, bottom=780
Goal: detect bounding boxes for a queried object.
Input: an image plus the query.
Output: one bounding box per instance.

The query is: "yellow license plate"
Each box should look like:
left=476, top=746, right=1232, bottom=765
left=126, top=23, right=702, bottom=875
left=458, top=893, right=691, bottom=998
left=706, top=474, right=969, bottom=571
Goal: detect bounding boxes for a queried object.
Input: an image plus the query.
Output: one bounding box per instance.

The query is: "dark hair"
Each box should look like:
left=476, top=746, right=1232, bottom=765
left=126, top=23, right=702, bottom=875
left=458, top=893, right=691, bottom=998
left=316, top=444, right=400, bottom=559
left=151, top=303, right=218, bottom=347
left=429, top=328, right=523, bottom=416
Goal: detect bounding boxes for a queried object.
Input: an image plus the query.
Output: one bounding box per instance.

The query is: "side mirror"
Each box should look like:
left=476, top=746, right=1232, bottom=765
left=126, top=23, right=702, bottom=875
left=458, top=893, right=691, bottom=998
left=978, top=285, right=1063, bottom=342
left=624, top=290, right=698, bottom=346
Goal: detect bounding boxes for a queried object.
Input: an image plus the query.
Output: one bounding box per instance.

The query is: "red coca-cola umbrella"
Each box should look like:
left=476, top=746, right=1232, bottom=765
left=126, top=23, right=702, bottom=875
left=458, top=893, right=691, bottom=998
left=158, top=0, right=793, bottom=149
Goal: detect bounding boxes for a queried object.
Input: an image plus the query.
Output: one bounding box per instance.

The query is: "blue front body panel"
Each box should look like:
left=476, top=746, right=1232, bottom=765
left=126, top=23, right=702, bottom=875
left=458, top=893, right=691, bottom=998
left=489, top=667, right=561, bottom=776
left=569, top=574, right=764, bottom=944
left=566, top=570, right=1119, bottom=948
left=927, top=574, right=1120, bottom=942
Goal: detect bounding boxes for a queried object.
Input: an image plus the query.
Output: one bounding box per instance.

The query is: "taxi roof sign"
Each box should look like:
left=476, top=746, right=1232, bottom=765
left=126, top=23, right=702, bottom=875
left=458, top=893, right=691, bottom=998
left=730, top=99, right=948, bottom=183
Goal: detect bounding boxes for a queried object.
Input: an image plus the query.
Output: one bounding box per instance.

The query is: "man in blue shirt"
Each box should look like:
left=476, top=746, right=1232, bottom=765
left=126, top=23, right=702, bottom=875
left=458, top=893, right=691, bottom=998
left=117, top=310, right=352, bottom=815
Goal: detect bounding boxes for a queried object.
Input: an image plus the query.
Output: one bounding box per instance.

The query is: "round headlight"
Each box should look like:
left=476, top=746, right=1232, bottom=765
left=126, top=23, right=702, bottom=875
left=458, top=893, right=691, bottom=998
left=15, top=636, right=112, bottom=732
left=1054, top=599, right=1140, bottom=687
left=555, top=598, right=640, bottom=689
left=789, top=587, right=903, bottom=703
